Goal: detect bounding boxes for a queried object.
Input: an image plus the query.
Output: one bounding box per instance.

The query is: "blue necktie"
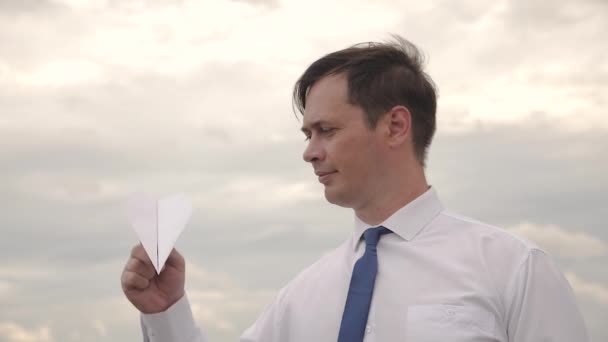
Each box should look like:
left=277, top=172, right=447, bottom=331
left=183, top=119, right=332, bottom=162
left=338, top=226, right=392, bottom=342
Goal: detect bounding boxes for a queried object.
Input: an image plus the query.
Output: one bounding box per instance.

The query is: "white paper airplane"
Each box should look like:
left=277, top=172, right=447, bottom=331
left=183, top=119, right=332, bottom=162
left=126, top=192, right=192, bottom=274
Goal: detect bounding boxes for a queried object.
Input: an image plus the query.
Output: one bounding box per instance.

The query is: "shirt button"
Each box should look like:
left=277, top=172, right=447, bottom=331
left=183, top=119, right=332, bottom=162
left=446, top=309, right=455, bottom=316
left=365, top=325, right=373, bottom=334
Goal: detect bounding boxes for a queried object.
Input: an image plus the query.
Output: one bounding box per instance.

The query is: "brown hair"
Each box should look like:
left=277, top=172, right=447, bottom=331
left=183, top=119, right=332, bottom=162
left=293, top=35, right=437, bottom=167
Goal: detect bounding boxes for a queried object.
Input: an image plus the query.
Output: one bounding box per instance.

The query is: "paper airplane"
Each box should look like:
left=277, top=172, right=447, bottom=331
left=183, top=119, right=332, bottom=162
left=126, top=193, right=192, bottom=274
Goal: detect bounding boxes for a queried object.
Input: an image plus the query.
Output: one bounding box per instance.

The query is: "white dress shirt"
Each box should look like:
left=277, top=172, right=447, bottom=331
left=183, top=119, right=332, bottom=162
left=141, top=187, right=588, bottom=341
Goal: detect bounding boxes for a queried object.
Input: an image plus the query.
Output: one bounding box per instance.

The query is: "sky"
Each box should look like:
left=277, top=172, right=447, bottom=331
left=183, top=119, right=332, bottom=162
left=0, top=0, right=607, bottom=341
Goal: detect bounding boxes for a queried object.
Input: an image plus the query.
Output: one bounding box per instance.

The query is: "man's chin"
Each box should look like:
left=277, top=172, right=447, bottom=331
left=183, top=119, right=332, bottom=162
left=323, top=188, right=354, bottom=208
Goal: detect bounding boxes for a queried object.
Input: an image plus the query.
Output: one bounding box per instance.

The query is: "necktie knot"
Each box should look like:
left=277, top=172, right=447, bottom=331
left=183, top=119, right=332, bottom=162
left=363, top=226, right=392, bottom=247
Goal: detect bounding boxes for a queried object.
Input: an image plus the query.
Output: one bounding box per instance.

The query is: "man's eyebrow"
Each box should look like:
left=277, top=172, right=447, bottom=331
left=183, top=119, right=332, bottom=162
left=301, top=121, right=328, bottom=133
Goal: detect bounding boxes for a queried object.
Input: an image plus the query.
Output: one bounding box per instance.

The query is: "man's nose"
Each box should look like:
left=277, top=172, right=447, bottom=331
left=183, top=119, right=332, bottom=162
left=303, top=137, right=325, bottom=163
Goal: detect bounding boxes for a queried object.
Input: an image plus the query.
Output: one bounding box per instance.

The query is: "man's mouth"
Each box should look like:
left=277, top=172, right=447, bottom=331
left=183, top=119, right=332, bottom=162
left=316, top=171, right=337, bottom=184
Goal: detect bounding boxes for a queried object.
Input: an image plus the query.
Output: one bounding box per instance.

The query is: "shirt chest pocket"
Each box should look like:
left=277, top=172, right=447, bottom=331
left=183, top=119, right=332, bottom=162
left=405, top=304, right=500, bottom=342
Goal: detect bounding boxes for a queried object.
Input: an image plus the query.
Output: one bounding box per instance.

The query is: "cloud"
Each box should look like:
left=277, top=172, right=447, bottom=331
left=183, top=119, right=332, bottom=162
left=0, top=265, right=54, bottom=280
left=428, top=119, right=608, bottom=232
left=0, top=59, right=104, bottom=87
left=509, top=222, right=608, bottom=259
left=0, top=273, right=141, bottom=341
left=191, top=302, right=237, bottom=333
left=566, top=272, right=608, bottom=306
left=425, top=0, right=608, bottom=131
left=0, top=280, right=12, bottom=299
left=180, top=263, right=279, bottom=338
left=91, top=319, right=107, bottom=337
left=229, top=0, right=280, bottom=9
left=501, top=0, right=608, bottom=29
left=0, top=0, right=60, bottom=13
left=0, top=321, right=54, bottom=342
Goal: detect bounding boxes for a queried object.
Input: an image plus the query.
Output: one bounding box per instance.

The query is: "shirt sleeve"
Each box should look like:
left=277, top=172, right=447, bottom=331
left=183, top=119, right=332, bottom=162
left=140, top=294, right=208, bottom=342
left=239, top=285, right=289, bottom=342
left=505, top=248, right=589, bottom=342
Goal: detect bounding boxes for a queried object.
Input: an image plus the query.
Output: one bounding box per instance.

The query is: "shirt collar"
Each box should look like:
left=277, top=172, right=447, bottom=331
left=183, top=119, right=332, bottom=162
left=352, top=186, right=444, bottom=250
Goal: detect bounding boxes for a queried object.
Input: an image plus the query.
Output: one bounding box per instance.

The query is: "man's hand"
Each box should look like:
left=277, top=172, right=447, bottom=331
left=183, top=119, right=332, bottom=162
left=121, top=244, right=186, bottom=314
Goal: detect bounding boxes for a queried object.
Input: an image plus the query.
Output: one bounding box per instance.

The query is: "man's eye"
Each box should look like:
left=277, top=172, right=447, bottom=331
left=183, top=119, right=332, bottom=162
left=304, top=135, right=311, bottom=141
left=320, top=127, right=334, bottom=133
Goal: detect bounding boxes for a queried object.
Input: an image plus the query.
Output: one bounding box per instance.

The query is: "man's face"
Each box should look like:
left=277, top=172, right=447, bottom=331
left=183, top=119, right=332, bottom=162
left=301, top=73, right=386, bottom=209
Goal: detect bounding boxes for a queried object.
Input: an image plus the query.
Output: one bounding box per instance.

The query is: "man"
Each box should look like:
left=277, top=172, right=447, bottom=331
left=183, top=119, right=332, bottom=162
left=121, top=36, right=588, bottom=341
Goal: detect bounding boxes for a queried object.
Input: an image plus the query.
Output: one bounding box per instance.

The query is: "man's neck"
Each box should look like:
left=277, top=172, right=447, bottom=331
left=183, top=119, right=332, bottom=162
left=354, top=171, right=429, bottom=226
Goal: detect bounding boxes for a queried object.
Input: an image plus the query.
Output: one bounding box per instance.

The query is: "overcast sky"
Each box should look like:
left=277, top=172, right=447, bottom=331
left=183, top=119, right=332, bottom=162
left=1, top=0, right=607, bottom=341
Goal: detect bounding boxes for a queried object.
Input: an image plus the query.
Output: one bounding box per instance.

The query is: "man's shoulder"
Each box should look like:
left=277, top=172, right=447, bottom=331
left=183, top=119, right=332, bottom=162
left=435, top=209, right=544, bottom=256
left=433, top=210, right=554, bottom=296
left=279, top=238, right=350, bottom=294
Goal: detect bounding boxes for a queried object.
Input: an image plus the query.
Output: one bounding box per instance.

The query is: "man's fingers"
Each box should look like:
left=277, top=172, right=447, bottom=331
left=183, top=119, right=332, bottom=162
left=130, top=244, right=153, bottom=266
left=121, top=270, right=150, bottom=291
left=129, top=244, right=185, bottom=273
left=124, top=257, right=156, bottom=280
left=165, top=248, right=185, bottom=271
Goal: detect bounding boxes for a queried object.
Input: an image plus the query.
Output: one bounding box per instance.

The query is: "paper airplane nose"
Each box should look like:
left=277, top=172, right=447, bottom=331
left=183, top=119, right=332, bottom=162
left=127, top=192, right=192, bottom=274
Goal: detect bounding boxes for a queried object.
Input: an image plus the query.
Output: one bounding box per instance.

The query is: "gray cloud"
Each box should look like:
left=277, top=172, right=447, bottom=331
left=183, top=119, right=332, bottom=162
left=3, top=115, right=607, bottom=340
left=430, top=118, right=608, bottom=232
left=0, top=0, right=60, bottom=12
left=502, top=0, right=608, bottom=28
left=2, top=114, right=606, bottom=267
left=229, top=0, right=280, bottom=9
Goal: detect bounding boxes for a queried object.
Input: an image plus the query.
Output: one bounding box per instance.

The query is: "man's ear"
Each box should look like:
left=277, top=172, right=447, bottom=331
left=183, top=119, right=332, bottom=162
left=383, top=105, right=411, bottom=148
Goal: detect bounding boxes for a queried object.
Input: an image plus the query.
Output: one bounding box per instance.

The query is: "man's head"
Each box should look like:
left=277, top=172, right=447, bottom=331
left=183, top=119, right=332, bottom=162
left=294, top=36, right=438, bottom=212
left=293, top=35, right=437, bottom=167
